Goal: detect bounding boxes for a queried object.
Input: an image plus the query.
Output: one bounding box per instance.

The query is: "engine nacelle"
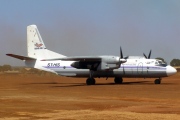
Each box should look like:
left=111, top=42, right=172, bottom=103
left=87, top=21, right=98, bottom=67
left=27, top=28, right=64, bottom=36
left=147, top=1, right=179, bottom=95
left=71, top=62, right=86, bottom=69
left=97, top=62, right=120, bottom=70
left=101, top=56, right=119, bottom=64
left=70, top=56, right=127, bottom=71
left=71, top=61, right=99, bottom=70
left=101, top=56, right=126, bottom=64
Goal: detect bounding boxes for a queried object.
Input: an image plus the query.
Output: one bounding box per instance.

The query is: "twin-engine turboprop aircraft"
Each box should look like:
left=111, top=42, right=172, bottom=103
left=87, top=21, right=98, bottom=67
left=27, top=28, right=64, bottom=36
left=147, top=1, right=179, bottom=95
left=6, top=25, right=177, bottom=85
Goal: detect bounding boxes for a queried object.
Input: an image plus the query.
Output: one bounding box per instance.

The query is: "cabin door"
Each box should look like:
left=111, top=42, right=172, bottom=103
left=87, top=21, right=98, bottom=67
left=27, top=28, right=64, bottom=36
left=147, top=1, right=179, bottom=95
left=137, top=62, right=143, bottom=76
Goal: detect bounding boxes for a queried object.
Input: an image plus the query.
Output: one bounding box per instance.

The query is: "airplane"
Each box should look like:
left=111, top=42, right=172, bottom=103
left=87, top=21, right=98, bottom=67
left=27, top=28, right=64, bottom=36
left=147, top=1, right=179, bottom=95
left=6, top=25, right=177, bottom=85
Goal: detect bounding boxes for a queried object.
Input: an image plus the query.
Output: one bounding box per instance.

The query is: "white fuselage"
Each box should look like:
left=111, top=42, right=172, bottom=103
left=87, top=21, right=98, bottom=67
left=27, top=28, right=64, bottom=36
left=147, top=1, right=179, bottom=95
left=29, top=58, right=176, bottom=78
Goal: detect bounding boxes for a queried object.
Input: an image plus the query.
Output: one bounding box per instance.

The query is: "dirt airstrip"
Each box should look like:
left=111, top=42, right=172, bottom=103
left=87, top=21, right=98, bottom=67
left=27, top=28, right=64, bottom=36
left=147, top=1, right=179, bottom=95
left=0, top=72, right=180, bottom=120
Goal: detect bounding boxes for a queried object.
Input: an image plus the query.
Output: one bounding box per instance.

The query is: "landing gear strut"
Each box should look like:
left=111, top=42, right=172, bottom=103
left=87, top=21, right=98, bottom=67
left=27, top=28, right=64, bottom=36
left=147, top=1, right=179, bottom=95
left=154, top=78, right=161, bottom=84
left=86, top=70, right=96, bottom=85
left=114, top=77, right=123, bottom=84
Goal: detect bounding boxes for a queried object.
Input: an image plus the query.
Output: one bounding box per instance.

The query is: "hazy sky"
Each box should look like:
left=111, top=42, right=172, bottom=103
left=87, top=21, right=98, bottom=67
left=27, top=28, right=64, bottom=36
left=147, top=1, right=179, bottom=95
left=0, top=0, right=180, bottom=66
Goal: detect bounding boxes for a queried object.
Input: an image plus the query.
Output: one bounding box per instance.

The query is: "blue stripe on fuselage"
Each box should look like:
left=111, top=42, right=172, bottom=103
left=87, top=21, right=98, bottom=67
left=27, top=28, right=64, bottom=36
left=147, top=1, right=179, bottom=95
left=43, top=66, right=166, bottom=70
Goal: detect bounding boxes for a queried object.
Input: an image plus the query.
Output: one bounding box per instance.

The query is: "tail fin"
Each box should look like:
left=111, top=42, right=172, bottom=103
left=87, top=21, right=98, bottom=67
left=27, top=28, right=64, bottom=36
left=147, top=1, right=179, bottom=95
left=27, top=25, right=65, bottom=59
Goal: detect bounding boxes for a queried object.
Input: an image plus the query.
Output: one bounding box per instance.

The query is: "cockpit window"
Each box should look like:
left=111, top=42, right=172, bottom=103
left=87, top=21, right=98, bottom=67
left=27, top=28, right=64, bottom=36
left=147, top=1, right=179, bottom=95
left=155, top=60, right=167, bottom=66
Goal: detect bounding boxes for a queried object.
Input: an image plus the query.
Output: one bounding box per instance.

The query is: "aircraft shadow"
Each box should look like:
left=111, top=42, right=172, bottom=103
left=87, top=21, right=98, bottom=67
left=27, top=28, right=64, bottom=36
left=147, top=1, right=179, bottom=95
left=52, top=81, right=150, bottom=87
left=21, top=82, right=78, bottom=86
left=22, top=81, right=175, bottom=87
left=25, top=82, right=62, bottom=85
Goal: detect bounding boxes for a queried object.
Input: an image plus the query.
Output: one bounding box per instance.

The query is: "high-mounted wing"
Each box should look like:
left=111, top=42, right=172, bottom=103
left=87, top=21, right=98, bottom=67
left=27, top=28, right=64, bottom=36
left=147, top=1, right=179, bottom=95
left=42, top=56, right=102, bottom=71
left=42, top=56, right=102, bottom=61
left=43, top=56, right=127, bottom=71
left=42, top=47, right=128, bottom=71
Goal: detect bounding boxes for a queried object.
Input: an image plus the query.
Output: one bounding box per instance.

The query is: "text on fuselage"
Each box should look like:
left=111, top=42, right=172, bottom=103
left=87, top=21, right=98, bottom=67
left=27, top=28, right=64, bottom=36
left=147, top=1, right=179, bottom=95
left=47, top=63, right=60, bottom=67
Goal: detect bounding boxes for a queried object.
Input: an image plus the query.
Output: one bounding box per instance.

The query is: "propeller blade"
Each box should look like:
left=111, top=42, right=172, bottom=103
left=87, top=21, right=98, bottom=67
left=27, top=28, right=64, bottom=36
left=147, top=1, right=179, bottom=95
left=143, top=53, right=147, bottom=59
left=148, top=50, right=151, bottom=59
left=118, top=47, right=128, bottom=64
left=124, top=56, right=129, bottom=59
left=120, top=47, right=123, bottom=59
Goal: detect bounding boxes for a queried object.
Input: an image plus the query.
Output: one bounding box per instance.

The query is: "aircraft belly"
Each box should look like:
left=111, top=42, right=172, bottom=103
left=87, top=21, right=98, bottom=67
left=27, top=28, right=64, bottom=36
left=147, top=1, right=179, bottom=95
left=53, top=67, right=167, bottom=78
left=56, top=69, right=119, bottom=77
left=147, top=70, right=167, bottom=77
left=55, top=68, right=136, bottom=78
left=56, top=69, right=89, bottom=77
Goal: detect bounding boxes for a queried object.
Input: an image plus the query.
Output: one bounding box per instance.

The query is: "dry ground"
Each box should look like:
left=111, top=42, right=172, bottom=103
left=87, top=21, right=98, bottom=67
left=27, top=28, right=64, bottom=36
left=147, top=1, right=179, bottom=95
left=0, top=73, right=180, bottom=120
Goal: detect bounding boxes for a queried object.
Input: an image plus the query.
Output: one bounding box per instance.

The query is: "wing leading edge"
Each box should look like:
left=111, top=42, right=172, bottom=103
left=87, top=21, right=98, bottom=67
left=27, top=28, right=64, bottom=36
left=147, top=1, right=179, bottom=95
left=42, top=56, right=102, bottom=61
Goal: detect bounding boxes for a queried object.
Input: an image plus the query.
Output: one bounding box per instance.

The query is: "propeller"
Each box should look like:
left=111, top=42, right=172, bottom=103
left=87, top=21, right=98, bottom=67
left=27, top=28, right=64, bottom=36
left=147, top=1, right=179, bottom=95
left=143, top=50, right=151, bottom=59
left=119, top=47, right=128, bottom=63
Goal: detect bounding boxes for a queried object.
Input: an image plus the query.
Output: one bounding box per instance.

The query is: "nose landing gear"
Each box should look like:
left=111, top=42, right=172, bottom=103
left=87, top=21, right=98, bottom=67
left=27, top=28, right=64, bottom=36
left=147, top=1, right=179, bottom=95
left=154, top=78, right=161, bottom=84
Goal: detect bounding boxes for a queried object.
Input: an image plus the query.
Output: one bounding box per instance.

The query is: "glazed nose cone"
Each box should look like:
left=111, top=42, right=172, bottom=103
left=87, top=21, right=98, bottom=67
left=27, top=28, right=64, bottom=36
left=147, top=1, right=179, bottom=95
left=166, top=66, right=177, bottom=76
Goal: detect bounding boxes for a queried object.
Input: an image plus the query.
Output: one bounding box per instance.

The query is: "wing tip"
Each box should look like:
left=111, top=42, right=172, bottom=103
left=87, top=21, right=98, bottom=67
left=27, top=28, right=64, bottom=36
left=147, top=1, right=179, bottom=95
left=6, top=54, right=13, bottom=56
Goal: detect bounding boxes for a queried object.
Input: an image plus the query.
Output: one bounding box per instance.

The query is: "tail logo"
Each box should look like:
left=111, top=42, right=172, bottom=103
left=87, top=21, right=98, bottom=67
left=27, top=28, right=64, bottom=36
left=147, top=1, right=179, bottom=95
left=34, top=43, right=44, bottom=49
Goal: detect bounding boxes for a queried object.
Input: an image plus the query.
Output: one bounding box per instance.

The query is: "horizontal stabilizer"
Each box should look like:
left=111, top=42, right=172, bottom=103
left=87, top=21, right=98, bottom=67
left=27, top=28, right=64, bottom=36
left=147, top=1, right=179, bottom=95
left=6, top=54, right=36, bottom=60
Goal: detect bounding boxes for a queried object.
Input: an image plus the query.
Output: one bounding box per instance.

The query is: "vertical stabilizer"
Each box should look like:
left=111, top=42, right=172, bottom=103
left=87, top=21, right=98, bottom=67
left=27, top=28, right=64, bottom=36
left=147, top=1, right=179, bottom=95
left=27, top=25, right=65, bottom=59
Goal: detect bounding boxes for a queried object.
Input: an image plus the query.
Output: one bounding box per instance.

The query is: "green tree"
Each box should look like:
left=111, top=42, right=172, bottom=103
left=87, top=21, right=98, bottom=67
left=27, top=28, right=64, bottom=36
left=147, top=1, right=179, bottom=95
left=0, top=66, right=2, bottom=72
left=170, top=59, right=180, bottom=66
left=2, top=64, right=12, bottom=71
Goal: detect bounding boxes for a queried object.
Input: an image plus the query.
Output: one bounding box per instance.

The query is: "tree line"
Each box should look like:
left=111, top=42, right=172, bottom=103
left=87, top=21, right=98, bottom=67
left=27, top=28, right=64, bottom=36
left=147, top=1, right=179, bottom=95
left=0, top=64, right=56, bottom=76
left=0, top=65, right=12, bottom=71
left=170, top=59, right=180, bottom=66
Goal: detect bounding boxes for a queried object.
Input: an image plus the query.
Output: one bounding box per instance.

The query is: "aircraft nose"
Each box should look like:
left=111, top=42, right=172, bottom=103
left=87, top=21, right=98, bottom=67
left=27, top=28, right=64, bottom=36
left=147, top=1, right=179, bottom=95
left=166, top=65, right=177, bottom=76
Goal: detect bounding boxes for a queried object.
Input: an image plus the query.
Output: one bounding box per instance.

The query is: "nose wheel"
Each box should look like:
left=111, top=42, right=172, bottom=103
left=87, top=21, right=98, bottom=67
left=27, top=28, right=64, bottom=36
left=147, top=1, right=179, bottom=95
left=154, top=78, right=161, bottom=84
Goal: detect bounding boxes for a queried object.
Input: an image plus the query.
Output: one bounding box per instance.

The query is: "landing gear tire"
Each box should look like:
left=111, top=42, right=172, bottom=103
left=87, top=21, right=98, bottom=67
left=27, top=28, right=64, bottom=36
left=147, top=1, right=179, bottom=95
left=154, top=79, right=161, bottom=84
left=86, top=78, right=96, bottom=85
left=114, top=77, right=123, bottom=84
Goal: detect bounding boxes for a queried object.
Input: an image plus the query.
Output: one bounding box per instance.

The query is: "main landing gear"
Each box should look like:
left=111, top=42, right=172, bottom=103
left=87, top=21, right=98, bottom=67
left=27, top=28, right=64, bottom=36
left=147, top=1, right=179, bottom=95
left=86, top=78, right=96, bottom=85
left=154, top=78, right=161, bottom=84
left=86, top=70, right=96, bottom=85
left=114, top=77, right=123, bottom=84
